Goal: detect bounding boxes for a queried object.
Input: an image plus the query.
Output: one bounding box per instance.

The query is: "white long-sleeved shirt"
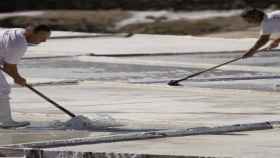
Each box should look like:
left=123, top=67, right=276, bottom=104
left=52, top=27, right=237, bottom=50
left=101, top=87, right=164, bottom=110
left=261, top=11, right=280, bottom=35
left=0, top=29, right=27, bottom=65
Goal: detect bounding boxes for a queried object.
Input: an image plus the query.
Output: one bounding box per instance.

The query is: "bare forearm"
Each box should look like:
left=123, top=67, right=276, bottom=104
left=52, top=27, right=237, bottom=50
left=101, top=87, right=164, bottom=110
left=249, top=35, right=270, bottom=52
left=3, top=64, right=22, bottom=79
left=243, top=35, right=270, bottom=58
left=2, top=63, right=27, bottom=86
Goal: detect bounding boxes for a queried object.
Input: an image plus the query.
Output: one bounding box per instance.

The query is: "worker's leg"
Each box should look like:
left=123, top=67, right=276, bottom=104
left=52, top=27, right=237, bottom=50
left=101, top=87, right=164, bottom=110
left=0, top=71, right=12, bottom=122
left=0, top=72, right=30, bottom=128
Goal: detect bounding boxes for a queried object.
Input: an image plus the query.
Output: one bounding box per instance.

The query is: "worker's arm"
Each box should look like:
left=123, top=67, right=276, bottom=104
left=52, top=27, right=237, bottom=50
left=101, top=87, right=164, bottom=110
left=2, top=63, right=26, bottom=86
left=242, top=34, right=270, bottom=58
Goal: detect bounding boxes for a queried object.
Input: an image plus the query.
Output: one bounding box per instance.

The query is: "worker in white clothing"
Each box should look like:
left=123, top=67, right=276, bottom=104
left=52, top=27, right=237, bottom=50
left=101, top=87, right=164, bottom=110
left=241, top=8, right=280, bottom=58
left=0, top=24, right=50, bottom=128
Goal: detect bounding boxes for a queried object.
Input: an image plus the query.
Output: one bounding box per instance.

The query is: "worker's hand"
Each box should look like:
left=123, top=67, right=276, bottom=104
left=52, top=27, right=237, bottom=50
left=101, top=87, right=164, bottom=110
left=14, top=76, right=27, bottom=87
left=242, top=51, right=255, bottom=58
left=242, top=53, right=252, bottom=58
left=266, top=41, right=280, bottom=50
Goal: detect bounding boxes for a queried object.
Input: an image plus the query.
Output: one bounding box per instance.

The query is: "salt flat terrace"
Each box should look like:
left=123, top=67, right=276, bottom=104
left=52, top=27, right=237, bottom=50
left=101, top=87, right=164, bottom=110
left=1, top=33, right=280, bottom=157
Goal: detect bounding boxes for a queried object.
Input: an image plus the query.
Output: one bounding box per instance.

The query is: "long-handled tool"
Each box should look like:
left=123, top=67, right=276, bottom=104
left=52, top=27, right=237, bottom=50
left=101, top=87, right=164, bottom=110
left=24, top=84, right=76, bottom=117
left=50, top=32, right=134, bottom=40
left=0, top=67, right=121, bottom=130
left=168, top=48, right=273, bottom=86
left=0, top=67, right=75, bottom=118
left=168, top=56, right=243, bottom=86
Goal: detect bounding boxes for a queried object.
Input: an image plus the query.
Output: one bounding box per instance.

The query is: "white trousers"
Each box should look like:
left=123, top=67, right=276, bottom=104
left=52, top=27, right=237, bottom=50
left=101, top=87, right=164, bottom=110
left=0, top=71, right=12, bottom=122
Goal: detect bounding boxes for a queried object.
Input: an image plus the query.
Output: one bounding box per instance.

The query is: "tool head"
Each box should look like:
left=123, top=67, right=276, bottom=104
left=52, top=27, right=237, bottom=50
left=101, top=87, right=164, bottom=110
left=168, top=80, right=182, bottom=86
left=52, top=115, right=123, bottom=131
left=125, top=32, right=134, bottom=37
left=64, top=115, right=95, bottom=130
